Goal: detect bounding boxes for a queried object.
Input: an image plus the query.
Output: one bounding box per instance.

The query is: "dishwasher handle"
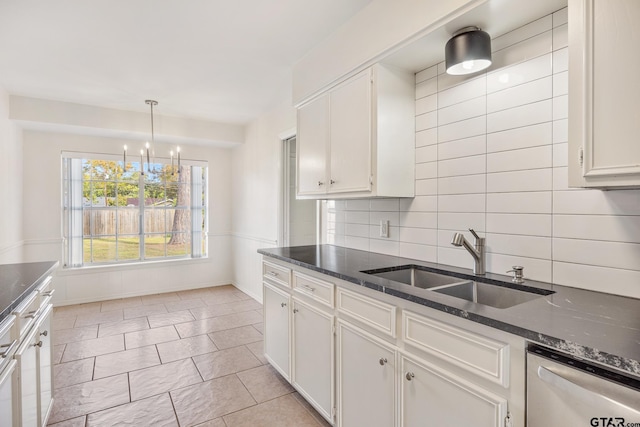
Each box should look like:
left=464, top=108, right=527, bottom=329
left=537, top=366, right=640, bottom=414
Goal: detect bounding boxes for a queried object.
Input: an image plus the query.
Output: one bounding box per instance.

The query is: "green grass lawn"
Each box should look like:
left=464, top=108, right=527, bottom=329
left=84, top=236, right=189, bottom=263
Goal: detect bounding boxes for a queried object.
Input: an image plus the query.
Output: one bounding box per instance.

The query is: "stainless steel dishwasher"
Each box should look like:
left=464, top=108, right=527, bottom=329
left=527, top=344, right=640, bottom=426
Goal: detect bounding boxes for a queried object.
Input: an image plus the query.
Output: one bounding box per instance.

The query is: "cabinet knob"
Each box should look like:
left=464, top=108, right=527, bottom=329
left=293, top=308, right=299, bottom=314
left=40, top=330, right=48, bottom=337
left=379, top=357, right=387, bottom=366
left=280, top=302, right=287, bottom=308
left=34, top=341, right=43, bottom=348
left=405, top=372, right=415, bottom=381
left=330, top=179, right=336, bottom=185
left=317, top=181, right=324, bottom=186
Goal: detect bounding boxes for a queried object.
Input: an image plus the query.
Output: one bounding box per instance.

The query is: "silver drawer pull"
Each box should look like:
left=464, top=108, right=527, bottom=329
left=280, top=302, right=287, bottom=308
left=302, top=284, right=315, bottom=292
left=267, top=271, right=279, bottom=277
left=293, top=308, right=299, bottom=314
left=405, top=372, right=415, bottom=381
left=0, top=340, right=18, bottom=358
left=33, top=341, right=43, bottom=348
left=40, top=330, right=48, bottom=337
left=379, top=358, right=387, bottom=366
left=41, top=289, right=55, bottom=297
left=317, top=181, right=324, bottom=187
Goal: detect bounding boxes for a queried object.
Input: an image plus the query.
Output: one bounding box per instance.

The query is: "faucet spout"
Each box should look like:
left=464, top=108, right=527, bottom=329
left=450, top=229, right=485, bottom=275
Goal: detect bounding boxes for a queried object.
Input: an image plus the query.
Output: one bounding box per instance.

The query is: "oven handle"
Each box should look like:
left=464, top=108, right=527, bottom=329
left=537, top=366, right=640, bottom=414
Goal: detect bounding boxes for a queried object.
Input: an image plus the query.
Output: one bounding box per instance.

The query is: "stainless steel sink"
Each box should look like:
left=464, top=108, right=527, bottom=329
left=432, top=281, right=547, bottom=309
left=361, top=265, right=470, bottom=289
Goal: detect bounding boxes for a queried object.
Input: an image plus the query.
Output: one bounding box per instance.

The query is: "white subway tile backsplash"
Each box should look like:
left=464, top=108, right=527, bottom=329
left=552, top=24, right=568, bottom=49
left=438, top=135, right=486, bottom=160
left=323, top=7, right=640, bottom=298
left=492, top=15, right=552, bottom=52
left=552, top=94, right=568, bottom=120
left=438, top=76, right=486, bottom=108
left=416, top=162, right=437, bottom=180
left=400, top=211, right=437, bottom=228
left=486, top=233, right=551, bottom=259
left=487, top=169, right=552, bottom=193
left=487, top=122, right=552, bottom=153
left=552, top=143, right=568, bottom=167
left=416, top=77, right=437, bottom=99
left=553, top=262, right=640, bottom=298
left=400, top=196, right=437, bottom=212
left=486, top=213, right=552, bottom=237
left=553, top=238, right=640, bottom=271
left=487, top=191, right=552, bottom=214
left=487, top=53, right=552, bottom=94
left=438, top=194, right=485, bottom=213
left=490, top=31, right=553, bottom=74
left=487, top=145, right=552, bottom=173
left=438, top=155, right=486, bottom=178
left=416, top=145, right=437, bottom=163
left=416, top=111, right=437, bottom=131
left=487, top=99, right=552, bottom=133
left=553, top=215, right=640, bottom=244
left=416, top=128, right=437, bottom=147
left=553, top=7, right=568, bottom=27
left=438, top=96, right=486, bottom=126
left=399, top=227, right=437, bottom=245
left=552, top=71, right=568, bottom=96
left=439, top=174, right=486, bottom=195
left=439, top=116, right=486, bottom=143
left=487, top=76, right=552, bottom=113
left=416, top=94, right=437, bottom=115
left=552, top=47, right=568, bottom=73
left=552, top=119, right=568, bottom=144
left=416, top=66, right=437, bottom=84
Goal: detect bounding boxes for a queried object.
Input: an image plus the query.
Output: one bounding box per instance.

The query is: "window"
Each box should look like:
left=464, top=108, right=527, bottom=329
left=62, top=152, right=207, bottom=267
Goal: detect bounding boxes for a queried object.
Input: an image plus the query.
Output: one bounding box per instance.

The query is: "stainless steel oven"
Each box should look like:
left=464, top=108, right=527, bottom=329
left=527, top=344, right=640, bottom=426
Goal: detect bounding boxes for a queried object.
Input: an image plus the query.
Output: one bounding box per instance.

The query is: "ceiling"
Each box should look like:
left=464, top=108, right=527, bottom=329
left=0, top=0, right=372, bottom=124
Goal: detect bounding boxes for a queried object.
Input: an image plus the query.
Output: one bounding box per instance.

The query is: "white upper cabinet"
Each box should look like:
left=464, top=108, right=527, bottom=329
left=568, top=0, right=640, bottom=188
left=296, top=63, right=415, bottom=199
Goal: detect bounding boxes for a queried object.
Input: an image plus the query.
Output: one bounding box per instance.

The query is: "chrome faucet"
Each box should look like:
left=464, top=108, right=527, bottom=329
left=451, top=228, right=485, bottom=275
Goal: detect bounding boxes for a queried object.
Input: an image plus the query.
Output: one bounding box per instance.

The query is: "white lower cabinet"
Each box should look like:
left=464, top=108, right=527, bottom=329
left=0, top=359, right=17, bottom=427
left=291, top=297, right=334, bottom=421
left=37, top=306, right=53, bottom=426
left=15, top=321, right=39, bottom=427
left=400, top=354, right=508, bottom=427
left=337, top=321, right=395, bottom=427
left=263, top=282, right=291, bottom=380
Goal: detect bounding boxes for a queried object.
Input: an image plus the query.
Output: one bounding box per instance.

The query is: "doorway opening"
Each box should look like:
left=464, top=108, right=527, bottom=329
left=282, top=136, right=318, bottom=247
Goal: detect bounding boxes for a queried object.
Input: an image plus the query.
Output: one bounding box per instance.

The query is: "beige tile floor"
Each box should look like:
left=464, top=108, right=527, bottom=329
left=48, top=285, right=331, bottom=427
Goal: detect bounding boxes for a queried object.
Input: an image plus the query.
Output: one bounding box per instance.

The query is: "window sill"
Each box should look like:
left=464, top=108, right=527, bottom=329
left=59, top=256, right=210, bottom=275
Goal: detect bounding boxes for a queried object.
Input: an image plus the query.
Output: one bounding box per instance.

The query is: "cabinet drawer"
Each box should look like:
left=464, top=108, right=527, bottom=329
left=263, top=261, right=291, bottom=288
left=36, top=276, right=55, bottom=305
left=337, top=288, right=396, bottom=338
left=293, top=272, right=334, bottom=308
left=402, top=311, right=509, bottom=387
left=12, top=291, right=40, bottom=340
left=0, top=315, right=17, bottom=374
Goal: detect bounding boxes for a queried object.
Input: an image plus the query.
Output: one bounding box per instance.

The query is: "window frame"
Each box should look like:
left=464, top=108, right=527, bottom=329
left=61, top=151, right=208, bottom=268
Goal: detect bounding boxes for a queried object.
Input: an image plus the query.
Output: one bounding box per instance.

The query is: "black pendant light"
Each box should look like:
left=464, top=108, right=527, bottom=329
left=445, top=26, right=492, bottom=75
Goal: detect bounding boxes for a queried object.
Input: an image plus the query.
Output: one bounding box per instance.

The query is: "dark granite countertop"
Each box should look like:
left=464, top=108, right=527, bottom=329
left=0, top=261, right=59, bottom=322
left=259, top=245, right=640, bottom=379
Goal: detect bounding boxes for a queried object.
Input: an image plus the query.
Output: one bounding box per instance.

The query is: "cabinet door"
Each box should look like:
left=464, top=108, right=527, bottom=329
left=569, top=0, right=640, bottom=187
left=400, top=355, right=507, bottom=427
left=329, top=68, right=372, bottom=194
left=37, top=305, right=53, bottom=426
left=263, top=283, right=290, bottom=380
left=337, top=321, right=395, bottom=427
left=15, top=325, right=39, bottom=427
left=297, top=93, right=330, bottom=196
left=291, top=298, right=333, bottom=422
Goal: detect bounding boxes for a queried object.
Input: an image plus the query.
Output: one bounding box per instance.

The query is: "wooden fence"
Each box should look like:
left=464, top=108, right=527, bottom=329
left=83, top=209, right=181, bottom=235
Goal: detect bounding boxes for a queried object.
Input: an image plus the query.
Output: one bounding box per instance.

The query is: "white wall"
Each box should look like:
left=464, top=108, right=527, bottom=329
left=231, top=99, right=296, bottom=301
left=0, top=86, right=24, bottom=263
left=22, top=130, right=234, bottom=305
left=326, top=9, right=640, bottom=299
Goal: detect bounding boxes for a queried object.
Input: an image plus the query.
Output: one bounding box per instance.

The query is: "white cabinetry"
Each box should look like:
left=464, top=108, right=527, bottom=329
left=296, top=63, right=414, bottom=199
left=400, top=354, right=507, bottom=427
left=568, top=0, right=640, bottom=188
left=291, top=297, right=334, bottom=421
left=337, top=321, right=396, bottom=427
left=263, top=283, right=291, bottom=380
left=0, top=315, right=17, bottom=427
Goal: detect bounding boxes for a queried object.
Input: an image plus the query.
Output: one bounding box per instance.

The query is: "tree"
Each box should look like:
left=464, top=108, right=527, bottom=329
left=168, top=166, right=191, bottom=245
